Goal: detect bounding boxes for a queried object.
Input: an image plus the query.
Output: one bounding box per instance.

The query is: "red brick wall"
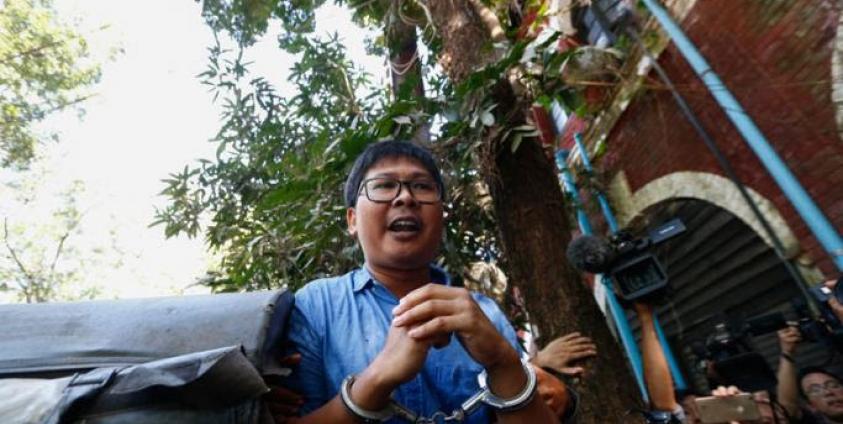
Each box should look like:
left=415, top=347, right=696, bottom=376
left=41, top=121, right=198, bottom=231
left=599, top=0, right=843, bottom=274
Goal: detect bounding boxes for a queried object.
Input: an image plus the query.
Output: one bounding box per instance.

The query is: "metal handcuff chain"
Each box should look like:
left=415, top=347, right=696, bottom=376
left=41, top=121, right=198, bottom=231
left=340, top=357, right=538, bottom=423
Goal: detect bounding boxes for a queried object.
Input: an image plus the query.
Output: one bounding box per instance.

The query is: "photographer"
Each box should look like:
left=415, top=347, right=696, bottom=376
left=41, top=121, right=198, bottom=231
left=776, top=326, right=843, bottom=423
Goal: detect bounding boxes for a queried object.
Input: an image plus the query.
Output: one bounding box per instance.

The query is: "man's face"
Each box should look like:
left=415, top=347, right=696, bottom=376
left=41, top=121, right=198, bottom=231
left=802, top=372, right=843, bottom=419
left=347, top=156, right=444, bottom=271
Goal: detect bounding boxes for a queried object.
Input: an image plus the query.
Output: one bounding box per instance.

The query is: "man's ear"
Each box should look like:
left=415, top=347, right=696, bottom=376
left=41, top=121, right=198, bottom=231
left=347, top=207, right=357, bottom=238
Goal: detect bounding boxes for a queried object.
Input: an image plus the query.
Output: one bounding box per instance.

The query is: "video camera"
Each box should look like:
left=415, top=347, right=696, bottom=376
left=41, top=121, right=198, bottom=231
left=566, top=218, right=686, bottom=302
left=743, top=279, right=843, bottom=353
left=692, top=320, right=778, bottom=393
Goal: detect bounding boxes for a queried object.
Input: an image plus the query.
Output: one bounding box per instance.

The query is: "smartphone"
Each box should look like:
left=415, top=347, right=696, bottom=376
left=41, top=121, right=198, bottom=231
left=695, top=393, right=761, bottom=423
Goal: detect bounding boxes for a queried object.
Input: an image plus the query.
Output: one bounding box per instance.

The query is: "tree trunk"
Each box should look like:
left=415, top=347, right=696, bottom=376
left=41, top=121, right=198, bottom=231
left=488, top=134, right=644, bottom=422
left=425, top=0, right=644, bottom=421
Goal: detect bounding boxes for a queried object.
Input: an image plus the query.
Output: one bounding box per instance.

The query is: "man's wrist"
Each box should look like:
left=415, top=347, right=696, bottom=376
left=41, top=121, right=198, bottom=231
left=532, top=350, right=548, bottom=369
left=485, top=348, right=526, bottom=398
left=781, top=352, right=796, bottom=364
left=479, top=357, right=539, bottom=413
left=352, top=359, right=397, bottom=411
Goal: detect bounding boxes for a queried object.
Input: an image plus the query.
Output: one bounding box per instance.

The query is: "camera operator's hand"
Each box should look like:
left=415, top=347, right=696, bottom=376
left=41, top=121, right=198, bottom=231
left=777, top=326, right=801, bottom=356
left=711, top=385, right=743, bottom=397
left=534, top=332, right=597, bottom=377
left=711, top=386, right=744, bottom=424
left=825, top=279, right=843, bottom=321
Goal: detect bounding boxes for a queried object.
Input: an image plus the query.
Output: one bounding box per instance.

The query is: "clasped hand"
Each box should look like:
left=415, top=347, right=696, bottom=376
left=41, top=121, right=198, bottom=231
left=372, top=284, right=519, bottom=389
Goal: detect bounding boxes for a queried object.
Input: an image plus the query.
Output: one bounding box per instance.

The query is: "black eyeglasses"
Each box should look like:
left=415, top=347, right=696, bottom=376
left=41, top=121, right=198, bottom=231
left=358, top=177, right=442, bottom=204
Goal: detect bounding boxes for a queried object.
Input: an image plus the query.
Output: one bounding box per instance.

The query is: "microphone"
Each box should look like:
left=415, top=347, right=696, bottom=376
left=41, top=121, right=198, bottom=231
left=566, top=235, right=615, bottom=274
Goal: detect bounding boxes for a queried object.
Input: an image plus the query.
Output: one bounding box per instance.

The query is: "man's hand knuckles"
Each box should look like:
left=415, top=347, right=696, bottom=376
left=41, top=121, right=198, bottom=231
left=416, top=301, right=435, bottom=317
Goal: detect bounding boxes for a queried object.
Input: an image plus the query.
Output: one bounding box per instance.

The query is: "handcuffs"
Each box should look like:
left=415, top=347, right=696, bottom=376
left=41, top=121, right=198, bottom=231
left=339, top=357, right=538, bottom=423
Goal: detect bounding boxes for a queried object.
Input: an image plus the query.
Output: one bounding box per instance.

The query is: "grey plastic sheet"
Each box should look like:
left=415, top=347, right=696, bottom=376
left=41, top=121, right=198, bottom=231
left=49, top=346, right=269, bottom=424
left=0, top=290, right=292, bottom=378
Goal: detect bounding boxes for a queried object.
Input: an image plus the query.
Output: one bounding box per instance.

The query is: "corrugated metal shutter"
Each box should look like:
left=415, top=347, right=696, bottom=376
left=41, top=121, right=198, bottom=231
left=624, top=198, right=840, bottom=393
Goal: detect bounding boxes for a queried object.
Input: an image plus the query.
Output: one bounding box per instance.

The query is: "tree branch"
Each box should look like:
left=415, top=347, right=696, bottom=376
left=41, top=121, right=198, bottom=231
left=3, top=217, right=37, bottom=291
left=467, top=0, right=507, bottom=43
left=0, top=39, right=64, bottom=64
left=48, top=231, right=71, bottom=278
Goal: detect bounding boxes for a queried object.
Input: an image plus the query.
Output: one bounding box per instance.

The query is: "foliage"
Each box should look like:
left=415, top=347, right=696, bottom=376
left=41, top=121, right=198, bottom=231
left=0, top=173, right=111, bottom=303
left=0, top=0, right=102, bottom=169
left=157, top=0, right=597, bottom=292
left=155, top=32, right=407, bottom=291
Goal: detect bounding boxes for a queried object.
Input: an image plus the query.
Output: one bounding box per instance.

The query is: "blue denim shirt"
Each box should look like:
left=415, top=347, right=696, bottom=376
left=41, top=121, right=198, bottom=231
left=287, top=266, right=521, bottom=423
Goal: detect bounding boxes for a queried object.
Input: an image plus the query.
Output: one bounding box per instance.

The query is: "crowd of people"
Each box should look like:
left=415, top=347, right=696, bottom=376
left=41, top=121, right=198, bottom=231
left=264, top=140, right=842, bottom=424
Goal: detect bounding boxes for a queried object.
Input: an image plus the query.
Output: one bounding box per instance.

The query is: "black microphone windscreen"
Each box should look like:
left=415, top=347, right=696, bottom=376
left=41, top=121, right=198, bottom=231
left=566, top=235, right=614, bottom=274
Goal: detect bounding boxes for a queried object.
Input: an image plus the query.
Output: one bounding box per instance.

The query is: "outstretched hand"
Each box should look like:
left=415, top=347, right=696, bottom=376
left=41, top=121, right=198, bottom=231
left=535, top=332, right=597, bottom=377
left=777, top=325, right=801, bottom=356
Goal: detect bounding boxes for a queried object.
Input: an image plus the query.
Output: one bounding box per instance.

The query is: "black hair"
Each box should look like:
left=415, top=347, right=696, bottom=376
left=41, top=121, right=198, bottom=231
left=798, top=366, right=842, bottom=398
left=343, top=140, right=445, bottom=207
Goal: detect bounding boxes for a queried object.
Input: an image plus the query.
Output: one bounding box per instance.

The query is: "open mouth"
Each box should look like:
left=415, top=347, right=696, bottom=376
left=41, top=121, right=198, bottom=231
left=388, top=216, right=421, bottom=233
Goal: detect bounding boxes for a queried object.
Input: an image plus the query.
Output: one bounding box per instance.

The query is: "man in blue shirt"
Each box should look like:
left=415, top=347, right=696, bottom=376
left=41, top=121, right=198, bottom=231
left=286, top=140, right=557, bottom=423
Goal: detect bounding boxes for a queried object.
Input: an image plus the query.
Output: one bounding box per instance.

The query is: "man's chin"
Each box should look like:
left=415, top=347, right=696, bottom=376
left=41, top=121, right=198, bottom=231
left=379, top=250, right=436, bottom=270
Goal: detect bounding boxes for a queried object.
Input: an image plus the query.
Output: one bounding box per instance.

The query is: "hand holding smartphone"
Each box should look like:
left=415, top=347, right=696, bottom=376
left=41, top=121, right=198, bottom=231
left=694, top=393, right=761, bottom=423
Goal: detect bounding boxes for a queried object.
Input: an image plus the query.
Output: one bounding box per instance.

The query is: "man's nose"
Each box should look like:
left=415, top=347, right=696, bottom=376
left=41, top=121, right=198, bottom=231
left=392, top=182, right=418, bottom=206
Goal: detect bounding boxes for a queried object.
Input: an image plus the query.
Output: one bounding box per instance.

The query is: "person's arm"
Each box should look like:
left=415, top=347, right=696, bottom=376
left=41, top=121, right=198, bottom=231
left=634, top=302, right=678, bottom=412
left=393, top=284, right=557, bottom=423
left=295, top=319, right=434, bottom=423
left=776, top=325, right=802, bottom=419
left=284, top=289, right=405, bottom=424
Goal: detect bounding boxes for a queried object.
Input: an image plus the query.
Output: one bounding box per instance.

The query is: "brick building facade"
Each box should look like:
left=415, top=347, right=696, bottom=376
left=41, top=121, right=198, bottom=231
left=563, top=0, right=843, bottom=391
left=580, top=0, right=841, bottom=279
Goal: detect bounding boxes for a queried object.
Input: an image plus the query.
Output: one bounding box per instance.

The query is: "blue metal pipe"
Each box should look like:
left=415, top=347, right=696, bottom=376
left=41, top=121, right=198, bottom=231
left=640, top=0, right=843, bottom=271
left=556, top=150, right=649, bottom=402
left=573, top=134, right=688, bottom=391
left=558, top=159, right=594, bottom=235
left=653, top=315, right=684, bottom=387
left=573, top=135, right=620, bottom=233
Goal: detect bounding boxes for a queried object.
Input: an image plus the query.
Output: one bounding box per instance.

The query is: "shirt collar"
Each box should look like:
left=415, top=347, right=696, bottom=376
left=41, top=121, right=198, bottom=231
left=352, top=264, right=451, bottom=293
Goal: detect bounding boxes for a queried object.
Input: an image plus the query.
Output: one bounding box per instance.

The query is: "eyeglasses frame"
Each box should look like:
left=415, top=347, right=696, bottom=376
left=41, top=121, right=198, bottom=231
left=357, top=177, right=442, bottom=205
